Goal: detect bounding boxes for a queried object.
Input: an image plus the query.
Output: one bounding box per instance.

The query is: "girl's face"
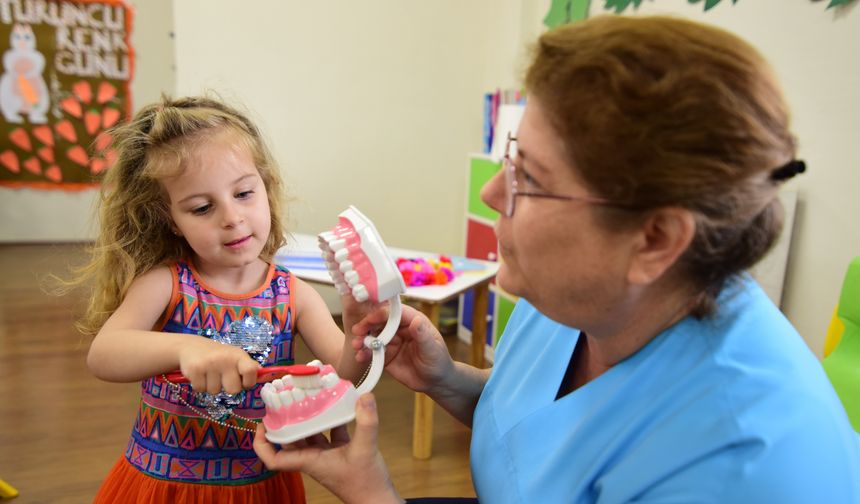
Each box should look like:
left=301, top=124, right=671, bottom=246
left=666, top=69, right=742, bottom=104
left=162, top=134, right=272, bottom=275
left=480, top=98, right=636, bottom=327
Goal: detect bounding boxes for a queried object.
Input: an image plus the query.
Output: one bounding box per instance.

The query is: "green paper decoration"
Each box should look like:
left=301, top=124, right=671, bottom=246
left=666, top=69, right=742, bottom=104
left=543, top=0, right=591, bottom=29
left=603, top=0, right=645, bottom=14
left=601, top=0, right=856, bottom=13
left=687, top=0, right=738, bottom=11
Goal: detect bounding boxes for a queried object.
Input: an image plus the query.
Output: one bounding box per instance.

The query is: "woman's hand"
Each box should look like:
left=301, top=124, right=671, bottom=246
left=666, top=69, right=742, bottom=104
left=254, top=394, right=402, bottom=504
left=177, top=338, right=260, bottom=395
left=351, top=304, right=455, bottom=395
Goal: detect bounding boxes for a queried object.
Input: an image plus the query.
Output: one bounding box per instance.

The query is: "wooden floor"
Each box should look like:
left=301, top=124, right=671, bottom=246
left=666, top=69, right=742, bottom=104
left=0, top=243, right=476, bottom=503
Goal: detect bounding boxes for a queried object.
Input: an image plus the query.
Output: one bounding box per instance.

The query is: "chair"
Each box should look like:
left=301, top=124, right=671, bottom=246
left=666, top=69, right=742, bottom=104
left=0, top=478, right=18, bottom=499
left=822, top=256, right=860, bottom=432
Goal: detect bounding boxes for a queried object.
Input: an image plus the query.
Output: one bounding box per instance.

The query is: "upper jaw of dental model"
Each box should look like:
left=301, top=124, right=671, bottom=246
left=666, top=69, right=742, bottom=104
left=317, top=206, right=406, bottom=303
left=260, top=360, right=354, bottom=428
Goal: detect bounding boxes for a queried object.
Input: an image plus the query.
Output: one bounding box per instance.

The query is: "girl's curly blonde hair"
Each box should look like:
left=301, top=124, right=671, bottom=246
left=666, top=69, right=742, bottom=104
left=70, top=95, right=288, bottom=337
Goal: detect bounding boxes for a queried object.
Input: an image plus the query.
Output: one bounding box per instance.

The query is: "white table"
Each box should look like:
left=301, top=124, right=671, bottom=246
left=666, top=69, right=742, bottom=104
left=276, top=233, right=499, bottom=458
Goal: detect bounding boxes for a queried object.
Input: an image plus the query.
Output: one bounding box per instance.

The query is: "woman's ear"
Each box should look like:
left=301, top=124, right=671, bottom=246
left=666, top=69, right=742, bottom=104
left=627, top=208, right=696, bottom=286
left=170, top=223, right=182, bottom=237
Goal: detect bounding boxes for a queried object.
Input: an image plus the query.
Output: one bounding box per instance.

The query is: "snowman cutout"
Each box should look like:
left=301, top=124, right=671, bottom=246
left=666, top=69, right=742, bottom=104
left=0, top=24, right=49, bottom=124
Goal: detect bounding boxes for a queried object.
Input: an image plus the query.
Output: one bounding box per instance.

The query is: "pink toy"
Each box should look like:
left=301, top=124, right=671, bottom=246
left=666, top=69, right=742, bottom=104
left=397, top=256, right=455, bottom=286
left=262, top=206, right=405, bottom=445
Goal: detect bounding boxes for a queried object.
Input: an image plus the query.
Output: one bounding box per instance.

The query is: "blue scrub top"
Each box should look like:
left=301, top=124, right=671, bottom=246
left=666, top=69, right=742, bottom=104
left=471, top=277, right=860, bottom=503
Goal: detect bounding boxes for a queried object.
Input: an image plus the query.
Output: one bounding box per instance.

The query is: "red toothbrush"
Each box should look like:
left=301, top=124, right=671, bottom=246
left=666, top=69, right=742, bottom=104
left=156, top=364, right=320, bottom=385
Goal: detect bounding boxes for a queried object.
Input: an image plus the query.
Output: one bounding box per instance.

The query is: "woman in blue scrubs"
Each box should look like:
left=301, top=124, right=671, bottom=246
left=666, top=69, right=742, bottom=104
left=255, top=15, right=860, bottom=503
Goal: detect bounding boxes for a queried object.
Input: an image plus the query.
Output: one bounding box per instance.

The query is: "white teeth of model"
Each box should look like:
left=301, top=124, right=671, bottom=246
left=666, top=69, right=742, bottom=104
left=318, top=231, right=336, bottom=242
left=305, top=387, right=321, bottom=397
left=293, top=375, right=312, bottom=388
left=263, top=385, right=282, bottom=409
left=291, top=387, right=306, bottom=401
left=321, top=373, right=338, bottom=389
left=307, top=359, right=322, bottom=367
left=278, top=389, right=294, bottom=406
left=294, top=374, right=322, bottom=389
left=338, top=260, right=353, bottom=273
left=281, top=375, right=294, bottom=388
left=352, top=284, right=369, bottom=302
left=335, top=282, right=350, bottom=295
left=326, top=238, right=345, bottom=250
left=345, top=270, right=359, bottom=287
left=272, top=378, right=285, bottom=391
left=334, top=248, right=350, bottom=262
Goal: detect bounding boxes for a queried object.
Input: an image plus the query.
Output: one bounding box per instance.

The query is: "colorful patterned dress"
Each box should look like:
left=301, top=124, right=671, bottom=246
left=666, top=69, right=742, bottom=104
left=93, top=260, right=306, bottom=503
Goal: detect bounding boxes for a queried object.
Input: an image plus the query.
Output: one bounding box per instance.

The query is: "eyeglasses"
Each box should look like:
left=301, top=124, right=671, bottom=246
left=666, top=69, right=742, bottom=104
left=503, top=132, right=620, bottom=217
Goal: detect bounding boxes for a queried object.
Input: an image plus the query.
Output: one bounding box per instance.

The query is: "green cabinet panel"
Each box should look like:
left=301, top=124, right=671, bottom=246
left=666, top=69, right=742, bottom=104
left=468, top=157, right=502, bottom=220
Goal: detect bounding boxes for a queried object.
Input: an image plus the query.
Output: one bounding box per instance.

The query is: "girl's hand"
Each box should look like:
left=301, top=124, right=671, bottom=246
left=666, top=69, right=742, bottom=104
left=177, top=338, right=260, bottom=395
left=351, top=304, right=455, bottom=395
left=254, top=394, right=402, bottom=504
left=340, top=293, right=377, bottom=336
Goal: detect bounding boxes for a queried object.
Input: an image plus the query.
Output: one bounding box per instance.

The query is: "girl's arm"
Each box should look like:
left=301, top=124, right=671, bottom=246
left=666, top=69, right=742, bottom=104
left=86, top=266, right=259, bottom=394
left=292, top=278, right=365, bottom=384
left=352, top=305, right=490, bottom=427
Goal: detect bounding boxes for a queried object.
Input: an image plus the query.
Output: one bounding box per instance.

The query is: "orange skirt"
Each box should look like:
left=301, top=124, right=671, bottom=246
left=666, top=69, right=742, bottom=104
left=93, top=457, right=306, bottom=504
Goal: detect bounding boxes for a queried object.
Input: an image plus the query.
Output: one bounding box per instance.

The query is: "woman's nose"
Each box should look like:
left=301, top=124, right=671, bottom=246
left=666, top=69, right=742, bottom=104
left=480, top=169, right=506, bottom=216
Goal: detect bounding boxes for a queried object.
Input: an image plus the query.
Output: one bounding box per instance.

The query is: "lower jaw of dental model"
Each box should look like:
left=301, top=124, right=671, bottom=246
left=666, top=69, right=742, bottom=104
left=261, top=360, right=359, bottom=445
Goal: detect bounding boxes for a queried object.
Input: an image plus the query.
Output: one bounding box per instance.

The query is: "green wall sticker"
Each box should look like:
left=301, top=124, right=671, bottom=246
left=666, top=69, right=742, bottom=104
left=544, top=0, right=592, bottom=29
left=601, top=0, right=856, bottom=14
left=688, top=0, right=739, bottom=11
left=603, top=0, right=646, bottom=14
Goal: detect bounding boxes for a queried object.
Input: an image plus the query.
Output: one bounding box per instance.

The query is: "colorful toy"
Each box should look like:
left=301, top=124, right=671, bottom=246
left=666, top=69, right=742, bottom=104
left=397, top=256, right=456, bottom=286
left=822, top=256, right=860, bottom=432
left=261, top=206, right=406, bottom=445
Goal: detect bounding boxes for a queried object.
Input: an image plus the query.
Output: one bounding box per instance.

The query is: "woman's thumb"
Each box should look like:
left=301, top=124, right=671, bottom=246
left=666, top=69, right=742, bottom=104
left=352, top=393, right=380, bottom=453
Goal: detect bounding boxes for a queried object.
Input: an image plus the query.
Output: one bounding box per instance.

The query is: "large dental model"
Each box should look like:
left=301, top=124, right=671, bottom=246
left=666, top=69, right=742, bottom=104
left=261, top=206, right=406, bottom=445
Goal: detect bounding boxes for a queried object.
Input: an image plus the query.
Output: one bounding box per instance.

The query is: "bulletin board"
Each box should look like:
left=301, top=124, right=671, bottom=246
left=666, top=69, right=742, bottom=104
left=0, top=0, right=133, bottom=190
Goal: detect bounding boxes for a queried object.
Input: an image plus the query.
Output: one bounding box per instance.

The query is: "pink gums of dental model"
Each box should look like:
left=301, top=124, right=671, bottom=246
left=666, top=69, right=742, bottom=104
left=262, top=206, right=405, bottom=445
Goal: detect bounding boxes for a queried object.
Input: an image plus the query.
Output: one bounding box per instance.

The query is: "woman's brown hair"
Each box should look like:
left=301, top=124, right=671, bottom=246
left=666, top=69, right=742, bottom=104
left=526, top=15, right=798, bottom=316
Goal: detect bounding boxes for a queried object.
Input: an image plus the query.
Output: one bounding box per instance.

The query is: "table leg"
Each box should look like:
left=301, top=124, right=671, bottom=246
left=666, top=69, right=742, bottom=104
left=471, top=280, right=490, bottom=369
left=412, top=301, right=440, bottom=459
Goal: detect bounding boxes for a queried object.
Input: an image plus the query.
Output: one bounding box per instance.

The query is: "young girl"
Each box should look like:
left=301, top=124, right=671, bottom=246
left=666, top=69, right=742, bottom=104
left=76, top=95, right=366, bottom=503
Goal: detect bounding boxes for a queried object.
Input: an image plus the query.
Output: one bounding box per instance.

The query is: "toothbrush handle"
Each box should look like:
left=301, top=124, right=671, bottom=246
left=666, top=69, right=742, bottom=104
left=157, top=365, right=303, bottom=385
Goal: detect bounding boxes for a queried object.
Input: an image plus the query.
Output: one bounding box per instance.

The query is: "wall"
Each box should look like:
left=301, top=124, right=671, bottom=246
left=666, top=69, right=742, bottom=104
left=0, top=0, right=176, bottom=242
left=171, top=1, right=521, bottom=257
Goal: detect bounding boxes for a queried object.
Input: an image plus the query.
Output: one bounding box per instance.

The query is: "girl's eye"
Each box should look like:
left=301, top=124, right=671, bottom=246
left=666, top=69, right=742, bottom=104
left=236, top=190, right=254, bottom=199
left=191, top=204, right=211, bottom=215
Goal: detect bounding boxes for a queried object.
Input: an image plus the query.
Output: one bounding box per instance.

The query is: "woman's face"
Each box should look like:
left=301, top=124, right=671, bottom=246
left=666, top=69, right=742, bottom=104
left=480, top=98, right=636, bottom=326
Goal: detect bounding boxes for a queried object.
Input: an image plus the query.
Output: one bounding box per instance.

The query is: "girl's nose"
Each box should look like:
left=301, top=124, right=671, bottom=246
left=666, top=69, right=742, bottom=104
left=220, top=202, right=243, bottom=228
